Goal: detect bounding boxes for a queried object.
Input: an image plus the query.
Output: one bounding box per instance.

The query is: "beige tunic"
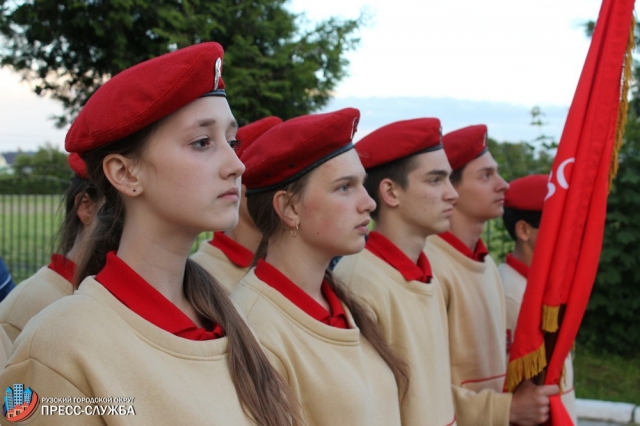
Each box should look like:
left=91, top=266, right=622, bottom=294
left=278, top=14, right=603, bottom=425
left=191, top=240, right=249, bottom=294
left=498, top=262, right=578, bottom=424
left=0, top=278, right=257, bottom=426
left=0, top=266, right=74, bottom=342
left=335, top=249, right=457, bottom=426
left=425, top=235, right=511, bottom=426
left=231, top=269, right=402, bottom=426
left=0, top=327, right=11, bottom=369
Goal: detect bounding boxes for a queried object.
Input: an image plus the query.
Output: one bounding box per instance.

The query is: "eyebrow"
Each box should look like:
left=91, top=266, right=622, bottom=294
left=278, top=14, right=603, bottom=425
left=191, top=119, right=239, bottom=130
left=333, top=174, right=363, bottom=184
left=477, top=166, right=497, bottom=174
left=426, top=169, right=450, bottom=177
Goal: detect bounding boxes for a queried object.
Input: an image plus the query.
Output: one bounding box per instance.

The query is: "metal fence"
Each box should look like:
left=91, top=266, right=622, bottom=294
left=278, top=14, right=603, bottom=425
left=0, top=172, right=212, bottom=283
left=0, top=174, right=68, bottom=283
left=1, top=171, right=511, bottom=284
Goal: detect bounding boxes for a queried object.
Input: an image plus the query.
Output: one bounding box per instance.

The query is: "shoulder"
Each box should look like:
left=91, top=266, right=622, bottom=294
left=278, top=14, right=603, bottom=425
left=8, top=280, right=126, bottom=367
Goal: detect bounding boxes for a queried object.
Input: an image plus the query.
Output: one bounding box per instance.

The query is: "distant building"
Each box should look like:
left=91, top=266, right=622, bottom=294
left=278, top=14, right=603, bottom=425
left=0, top=151, right=36, bottom=175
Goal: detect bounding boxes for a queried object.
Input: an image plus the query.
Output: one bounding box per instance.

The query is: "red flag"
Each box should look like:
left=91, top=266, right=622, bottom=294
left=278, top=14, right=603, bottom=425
left=505, top=1, right=635, bottom=423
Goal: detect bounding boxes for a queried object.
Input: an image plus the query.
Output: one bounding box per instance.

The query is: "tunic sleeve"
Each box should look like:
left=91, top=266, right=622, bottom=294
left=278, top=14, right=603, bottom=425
left=451, top=384, right=512, bottom=426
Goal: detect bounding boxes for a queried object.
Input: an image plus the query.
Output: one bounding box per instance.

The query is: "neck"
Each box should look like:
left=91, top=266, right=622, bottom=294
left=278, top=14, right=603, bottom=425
left=374, top=214, right=428, bottom=264
left=224, top=217, right=262, bottom=254
left=512, top=243, right=533, bottom=267
left=449, top=210, right=485, bottom=252
left=65, top=230, right=87, bottom=264
left=264, top=234, right=329, bottom=311
left=117, top=207, right=203, bottom=325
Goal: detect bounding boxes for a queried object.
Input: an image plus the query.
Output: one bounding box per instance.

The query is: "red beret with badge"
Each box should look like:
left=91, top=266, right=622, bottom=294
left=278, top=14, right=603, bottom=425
left=442, top=124, right=489, bottom=171
left=504, top=174, right=549, bottom=212
left=242, top=108, right=360, bottom=194
left=235, top=116, right=283, bottom=160
left=355, top=118, right=443, bottom=169
left=66, top=42, right=226, bottom=154
left=67, top=153, right=89, bottom=179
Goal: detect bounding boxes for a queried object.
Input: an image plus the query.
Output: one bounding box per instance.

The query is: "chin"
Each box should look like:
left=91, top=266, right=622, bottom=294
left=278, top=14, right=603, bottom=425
left=211, top=215, right=240, bottom=232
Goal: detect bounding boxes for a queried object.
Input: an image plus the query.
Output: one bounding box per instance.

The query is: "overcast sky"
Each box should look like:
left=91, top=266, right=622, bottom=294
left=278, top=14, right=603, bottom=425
left=0, top=0, right=632, bottom=152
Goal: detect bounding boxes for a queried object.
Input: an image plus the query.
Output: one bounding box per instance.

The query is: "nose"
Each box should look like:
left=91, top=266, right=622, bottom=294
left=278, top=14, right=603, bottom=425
left=496, top=173, right=509, bottom=192
left=360, top=186, right=377, bottom=213
left=445, top=180, right=459, bottom=204
left=221, top=141, right=245, bottom=179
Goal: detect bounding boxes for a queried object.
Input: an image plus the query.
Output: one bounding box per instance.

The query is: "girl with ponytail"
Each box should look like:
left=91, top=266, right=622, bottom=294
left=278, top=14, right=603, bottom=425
left=0, top=153, right=101, bottom=342
left=231, top=108, right=409, bottom=426
left=0, top=43, right=299, bottom=426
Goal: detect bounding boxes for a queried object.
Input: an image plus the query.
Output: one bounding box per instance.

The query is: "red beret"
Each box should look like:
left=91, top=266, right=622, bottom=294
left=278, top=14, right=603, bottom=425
left=504, top=174, right=549, bottom=211
left=66, top=42, right=226, bottom=154
left=355, top=118, right=442, bottom=169
left=243, top=108, right=360, bottom=194
left=67, top=153, right=88, bottom=179
left=235, top=116, right=283, bottom=160
left=442, top=124, right=489, bottom=170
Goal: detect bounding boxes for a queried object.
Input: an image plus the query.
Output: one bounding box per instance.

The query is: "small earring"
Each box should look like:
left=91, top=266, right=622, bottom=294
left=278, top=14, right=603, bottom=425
left=132, top=189, right=136, bottom=193
left=290, top=224, right=299, bottom=238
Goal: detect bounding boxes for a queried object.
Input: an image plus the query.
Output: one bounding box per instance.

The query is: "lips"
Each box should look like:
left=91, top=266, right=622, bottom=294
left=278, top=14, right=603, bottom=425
left=218, top=187, right=239, bottom=199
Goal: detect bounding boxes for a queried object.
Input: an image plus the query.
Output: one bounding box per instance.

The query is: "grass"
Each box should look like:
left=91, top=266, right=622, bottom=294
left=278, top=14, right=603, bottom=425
left=574, top=348, right=640, bottom=405
left=1, top=194, right=212, bottom=283
left=1, top=194, right=64, bottom=283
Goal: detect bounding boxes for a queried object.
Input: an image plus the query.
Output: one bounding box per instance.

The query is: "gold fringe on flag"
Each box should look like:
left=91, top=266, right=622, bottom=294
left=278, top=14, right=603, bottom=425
left=542, top=304, right=560, bottom=333
left=609, top=18, right=636, bottom=189
left=504, top=342, right=547, bottom=392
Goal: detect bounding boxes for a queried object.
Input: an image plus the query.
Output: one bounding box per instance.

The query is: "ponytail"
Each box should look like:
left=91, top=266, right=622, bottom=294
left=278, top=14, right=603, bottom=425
left=75, top=125, right=302, bottom=426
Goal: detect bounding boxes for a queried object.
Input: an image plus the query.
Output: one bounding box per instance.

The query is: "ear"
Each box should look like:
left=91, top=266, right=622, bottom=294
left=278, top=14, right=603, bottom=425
left=272, top=190, right=299, bottom=229
left=103, top=153, right=143, bottom=197
left=514, top=220, right=531, bottom=243
left=378, top=178, right=402, bottom=209
left=75, top=193, right=97, bottom=226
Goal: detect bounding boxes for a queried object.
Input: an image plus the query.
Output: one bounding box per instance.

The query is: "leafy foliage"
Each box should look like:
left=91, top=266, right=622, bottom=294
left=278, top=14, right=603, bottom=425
left=578, top=101, right=640, bottom=357
left=0, top=0, right=362, bottom=127
left=1, top=144, right=71, bottom=194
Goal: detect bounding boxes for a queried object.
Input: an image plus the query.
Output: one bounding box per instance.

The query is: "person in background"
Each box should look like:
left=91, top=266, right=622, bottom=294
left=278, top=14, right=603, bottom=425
left=0, top=257, right=16, bottom=302
left=499, top=174, right=577, bottom=424
left=0, top=42, right=300, bottom=426
left=334, top=117, right=459, bottom=425
left=231, top=108, right=408, bottom=426
left=192, top=116, right=282, bottom=293
left=0, top=153, right=101, bottom=342
left=425, top=125, right=559, bottom=426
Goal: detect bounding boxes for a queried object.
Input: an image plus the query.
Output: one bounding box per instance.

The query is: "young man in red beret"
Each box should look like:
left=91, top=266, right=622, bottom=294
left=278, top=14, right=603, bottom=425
left=334, top=118, right=459, bottom=425
left=500, top=174, right=577, bottom=424
left=425, top=125, right=559, bottom=426
left=192, top=116, right=282, bottom=293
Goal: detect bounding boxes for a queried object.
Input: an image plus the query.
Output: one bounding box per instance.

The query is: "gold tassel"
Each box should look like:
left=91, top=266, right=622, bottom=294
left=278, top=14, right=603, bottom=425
left=609, top=18, right=635, bottom=189
left=542, top=304, right=560, bottom=333
left=505, top=343, right=547, bottom=392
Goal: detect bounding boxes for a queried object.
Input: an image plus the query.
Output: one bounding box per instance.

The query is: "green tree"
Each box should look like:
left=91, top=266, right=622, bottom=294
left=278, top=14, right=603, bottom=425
left=577, top=24, right=640, bottom=356
left=0, top=0, right=362, bottom=127
left=13, top=143, right=70, bottom=179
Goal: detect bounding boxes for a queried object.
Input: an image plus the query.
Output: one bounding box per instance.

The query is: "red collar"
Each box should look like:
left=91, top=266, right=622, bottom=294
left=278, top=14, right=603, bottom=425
left=254, top=259, right=348, bottom=329
left=366, top=231, right=432, bottom=283
left=209, top=232, right=254, bottom=268
left=438, top=231, right=489, bottom=262
left=96, top=251, right=224, bottom=340
left=48, top=254, right=76, bottom=283
left=505, top=254, right=529, bottom=278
